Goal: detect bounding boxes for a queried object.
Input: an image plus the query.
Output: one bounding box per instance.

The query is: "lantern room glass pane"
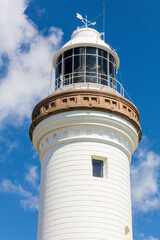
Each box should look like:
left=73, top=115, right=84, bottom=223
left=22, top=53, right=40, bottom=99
left=56, top=78, right=61, bottom=88
left=55, top=79, right=57, bottom=89
left=64, top=57, right=72, bottom=74
left=74, top=47, right=85, bottom=55
left=92, top=160, right=103, bottom=178
left=64, top=49, right=72, bottom=59
left=55, top=62, right=62, bottom=79
left=86, top=73, right=97, bottom=83
left=109, top=62, right=115, bottom=79
left=74, top=55, right=85, bottom=72
left=109, top=53, right=115, bottom=64
left=98, top=49, right=107, bottom=58
left=109, top=62, right=116, bottom=89
left=73, top=75, right=85, bottom=83
left=63, top=74, right=71, bottom=86
left=86, top=55, right=96, bottom=72
left=86, top=47, right=96, bottom=54
left=86, top=55, right=97, bottom=83
left=57, top=54, right=62, bottom=64
left=98, top=57, right=107, bottom=75
left=98, top=74, right=108, bottom=86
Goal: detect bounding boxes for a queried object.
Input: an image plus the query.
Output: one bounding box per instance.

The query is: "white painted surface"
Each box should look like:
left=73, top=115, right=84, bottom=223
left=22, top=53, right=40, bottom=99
left=32, top=110, right=138, bottom=240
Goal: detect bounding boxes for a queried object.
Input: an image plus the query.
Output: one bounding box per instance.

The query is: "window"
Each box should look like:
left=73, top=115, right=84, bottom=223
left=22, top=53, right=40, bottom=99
left=74, top=55, right=85, bottom=72
left=86, top=55, right=96, bottom=72
left=55, top=47, right=117, bottom=91
left=98, top=49, right=107, bottom=58
left=86, top=47, right=96, bottom=54
left=92, top=159, right=103, bottom=178
left=55, top=62, right=62, bottom=79
left=109, top=53, right=115, bottom=64
left=64, top=49, right=72, bottom=58
left=74, top=47, right=85, bottom=55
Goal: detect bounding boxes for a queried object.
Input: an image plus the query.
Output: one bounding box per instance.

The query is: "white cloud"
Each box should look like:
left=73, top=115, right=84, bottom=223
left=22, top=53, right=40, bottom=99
left=25, top=165, right=39, bottom=188
left=0, top=179, right=39, bottom=211
left=20, top=196, right=39, bottom=211
left=0, top=136, right=18, bottom=161
left=131, top=138, right=160, bottom=212
left=7, top=141, right=18, bottom=154
left=138, top=233, right=159, bottom=240
left=0, top=165, right=40, bottom=211
left=0, top=179, right=30, bottom=197
left=0, top=0, right=63, bottom=126
left=148, top=237, right=159, bottom=240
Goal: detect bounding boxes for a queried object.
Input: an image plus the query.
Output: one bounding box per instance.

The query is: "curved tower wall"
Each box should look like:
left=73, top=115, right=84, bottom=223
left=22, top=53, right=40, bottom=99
left=32, top=110, right=139, bottom=240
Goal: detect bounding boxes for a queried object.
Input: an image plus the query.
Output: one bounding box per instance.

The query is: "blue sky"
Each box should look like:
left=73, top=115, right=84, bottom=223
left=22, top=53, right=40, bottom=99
left=0, top=0, right=160, bottom=239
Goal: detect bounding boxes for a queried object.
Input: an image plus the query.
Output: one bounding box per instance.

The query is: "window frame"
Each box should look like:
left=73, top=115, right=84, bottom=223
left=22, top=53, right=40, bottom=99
left=91, top=156, right=107, bottom=179
left=92, top=159, right=103, bottom=178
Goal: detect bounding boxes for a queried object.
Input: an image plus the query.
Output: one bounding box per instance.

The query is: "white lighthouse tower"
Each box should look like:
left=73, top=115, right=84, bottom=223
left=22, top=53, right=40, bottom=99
left=30, top=19, right=141, bottom=240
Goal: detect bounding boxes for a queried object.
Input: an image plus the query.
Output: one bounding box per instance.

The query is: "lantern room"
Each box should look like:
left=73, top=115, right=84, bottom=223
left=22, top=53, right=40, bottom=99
left=53, top=27, right=123, bottom=95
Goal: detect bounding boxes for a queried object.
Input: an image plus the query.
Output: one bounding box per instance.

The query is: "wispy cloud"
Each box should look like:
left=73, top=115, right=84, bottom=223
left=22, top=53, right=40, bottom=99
left=131, top=137, right=160, bottom=213
left=25, top=165, right=39, bottom=189
left=0, top=0, right=63, bottom=127
left=0, top=165, right=39, bottom=211
left=0, top=135, right=18, bottom=162
left=137, top=233, right=159, bottom=240
left=148, top=237, right=159, bottom=240
left=20, top=196, right=39, bottom=211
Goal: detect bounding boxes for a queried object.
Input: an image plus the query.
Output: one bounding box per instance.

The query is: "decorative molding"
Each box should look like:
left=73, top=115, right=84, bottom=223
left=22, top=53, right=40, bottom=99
left=34, top=121, right=137, bottom=162
left=29, top=89, right=142, bottom=142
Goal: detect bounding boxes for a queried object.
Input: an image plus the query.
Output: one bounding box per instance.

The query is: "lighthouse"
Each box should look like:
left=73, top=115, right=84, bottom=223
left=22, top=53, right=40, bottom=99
left=29, top=19, right=141, bottom=240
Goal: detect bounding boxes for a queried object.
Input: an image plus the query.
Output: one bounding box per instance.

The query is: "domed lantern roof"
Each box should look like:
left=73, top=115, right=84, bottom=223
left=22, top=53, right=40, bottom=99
left=53, top=27, right=119, bottom=69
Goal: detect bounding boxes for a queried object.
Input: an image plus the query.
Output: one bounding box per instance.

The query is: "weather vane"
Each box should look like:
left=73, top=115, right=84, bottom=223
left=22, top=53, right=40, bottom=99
left=76, top=13, right=96, bottom=28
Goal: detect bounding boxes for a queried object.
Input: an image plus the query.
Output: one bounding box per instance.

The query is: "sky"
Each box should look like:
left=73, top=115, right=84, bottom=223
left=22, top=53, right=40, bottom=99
left=0, top=0, right=160, bottom=239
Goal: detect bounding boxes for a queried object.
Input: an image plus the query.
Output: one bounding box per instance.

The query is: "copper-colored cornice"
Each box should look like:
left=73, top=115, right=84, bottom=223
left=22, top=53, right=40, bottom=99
left=29, top=89, right=142, bottom=142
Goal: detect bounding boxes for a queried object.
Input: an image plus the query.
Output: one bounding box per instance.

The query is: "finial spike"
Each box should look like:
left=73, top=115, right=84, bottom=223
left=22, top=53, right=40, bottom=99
left=103, top=3, right=106, bottom=41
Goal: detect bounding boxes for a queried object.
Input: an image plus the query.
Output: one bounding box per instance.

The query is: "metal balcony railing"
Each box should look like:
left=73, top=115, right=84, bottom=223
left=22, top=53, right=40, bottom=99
left=55, top=72, right=124, bottom=96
